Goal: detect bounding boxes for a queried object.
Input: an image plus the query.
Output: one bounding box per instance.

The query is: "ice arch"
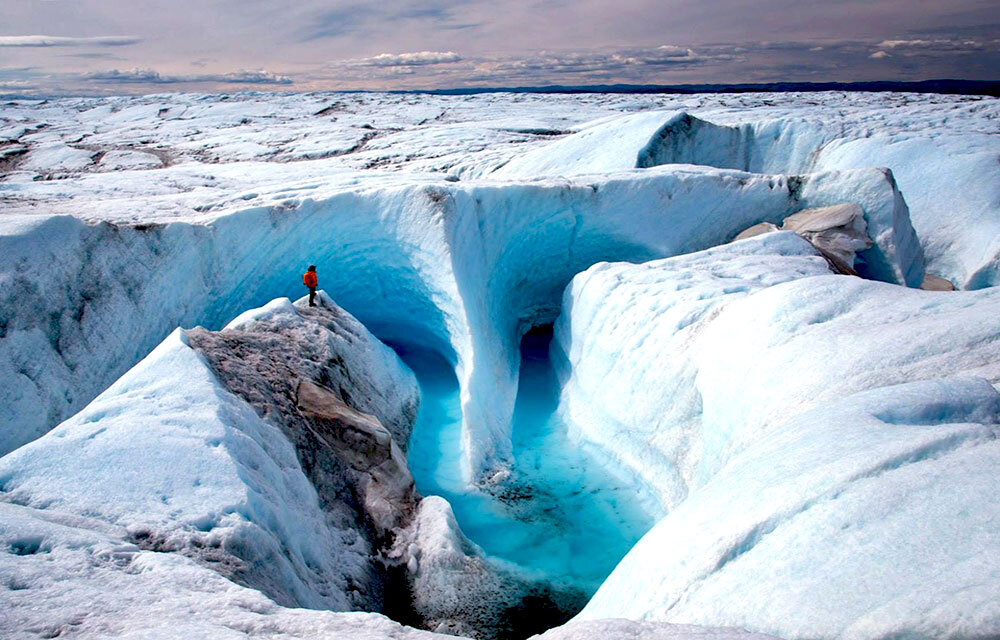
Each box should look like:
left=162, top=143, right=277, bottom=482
left=0, top=165, right=921, bottom=480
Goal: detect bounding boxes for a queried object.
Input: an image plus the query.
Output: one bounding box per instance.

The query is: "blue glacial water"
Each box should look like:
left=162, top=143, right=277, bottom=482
left=394, top=327, right=654, bottom=594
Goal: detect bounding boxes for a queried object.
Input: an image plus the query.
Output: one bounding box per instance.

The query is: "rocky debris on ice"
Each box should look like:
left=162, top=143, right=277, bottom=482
left=194, top=292, right=419, bottom=455
left=294, top=378, right=415, bottom=536
left=734, top=202, right=872, bottom=275
left=0, top=293, right=424, bottom=613
left=731, top=222, right=779, bottom=240
left=397, top=495, right=586, bottom=638
left=552, top=233, right=1000, bottom=637
left=183, top=294, right=419, bottom=553
left=920, top=272, right=956, bottom=291
left=775, top=203, right=871, bottom=272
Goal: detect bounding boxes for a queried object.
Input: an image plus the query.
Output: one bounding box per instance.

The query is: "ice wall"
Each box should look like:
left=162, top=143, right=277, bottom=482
left=494, top=110, right=998, bottom=288
left=552, top=234, right=1000, bottom=636
left=0, top=166, right=922, bottom=481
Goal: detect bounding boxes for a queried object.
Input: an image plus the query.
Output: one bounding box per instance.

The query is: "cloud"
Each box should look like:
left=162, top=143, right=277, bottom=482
left=870, top=50, right=890, bottom=59
left=476, top=45, right=734, bottom=78
left=350, top=51, right=463, bottom=67
left=0, top=35, right=141, bottom=47
left=875, top=38, right=988, bottom=56
left=632, top=45, right=738, bottom=66
left=83, top=68, right=293, bottom=85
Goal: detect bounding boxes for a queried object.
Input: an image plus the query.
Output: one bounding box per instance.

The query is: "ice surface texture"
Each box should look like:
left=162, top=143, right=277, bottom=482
left=553, top=234, right=1000, bottom=637
left=0, top=293, right=608, bottom=639
left=493, top=108, right=998, bottom=288
left=1, top=91, right=997, bottom=638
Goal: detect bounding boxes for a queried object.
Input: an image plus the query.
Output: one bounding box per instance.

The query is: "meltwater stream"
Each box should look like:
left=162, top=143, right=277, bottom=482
left=396, top=327, right=654, bottom=595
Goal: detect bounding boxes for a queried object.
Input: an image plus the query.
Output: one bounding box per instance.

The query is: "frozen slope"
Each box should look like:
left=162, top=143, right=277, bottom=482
left=580, top=377, right=1000, bottom=639
left=0, top=165, right=922, bottom=480
left=493, top=108, right=998, bottom=288
left=552, top=232, right=836, bottom=509
left=0, top=500, right=775, bottom=640
left=0, top=294, right=422, bottom=612
left=551, top=235, right=1000, bottom=636
left=0, top=498, right=779, bottom=639
left=556, top=232, right=1000, bottom=513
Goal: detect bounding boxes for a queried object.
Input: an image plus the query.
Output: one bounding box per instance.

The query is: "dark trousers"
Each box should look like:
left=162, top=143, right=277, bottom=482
left=308, top=287, right=317, bottom=306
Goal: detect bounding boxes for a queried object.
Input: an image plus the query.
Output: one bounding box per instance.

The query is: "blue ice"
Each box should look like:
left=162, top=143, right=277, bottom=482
left=396, top=327, right=654, bottom=594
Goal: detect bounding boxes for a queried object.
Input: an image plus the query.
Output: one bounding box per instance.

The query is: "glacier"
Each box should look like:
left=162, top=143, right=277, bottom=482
left=1, top=89, right=999, bottom=640
left=0, top=163, right=922, bottom=467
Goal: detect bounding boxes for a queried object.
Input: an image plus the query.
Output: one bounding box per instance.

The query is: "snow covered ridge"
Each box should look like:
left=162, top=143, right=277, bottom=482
left=552, top=234, right=1000, bottom=637
left=0, top=164, right=922, bottom=468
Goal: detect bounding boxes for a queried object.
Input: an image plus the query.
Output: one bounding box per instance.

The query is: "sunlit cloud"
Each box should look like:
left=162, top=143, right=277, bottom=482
left=0, top=35, right=141, bottom=47
left=83, top=68, right=292, bottom=85
left=349, top=51, right=463, bottom=67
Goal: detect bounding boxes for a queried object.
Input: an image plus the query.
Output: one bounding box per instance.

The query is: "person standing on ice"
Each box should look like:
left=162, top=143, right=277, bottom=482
left=302, top=265, right=318, bottom=307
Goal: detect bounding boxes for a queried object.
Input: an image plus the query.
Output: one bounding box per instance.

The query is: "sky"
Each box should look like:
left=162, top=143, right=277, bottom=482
left=1, top=0, right=998, bottom=95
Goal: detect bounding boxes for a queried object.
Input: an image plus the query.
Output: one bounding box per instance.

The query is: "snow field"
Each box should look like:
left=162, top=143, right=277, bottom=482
left=1, top=90, right=997, bottom=639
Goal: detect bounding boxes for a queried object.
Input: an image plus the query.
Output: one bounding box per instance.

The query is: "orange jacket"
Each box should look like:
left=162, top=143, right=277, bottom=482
left=302, top=270, right=317, bottom=287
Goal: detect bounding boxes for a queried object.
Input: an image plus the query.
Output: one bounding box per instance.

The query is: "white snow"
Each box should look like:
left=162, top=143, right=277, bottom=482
left=0, top=325, right=377, bottom=611
left=551, top=233, right=1000, bottom=637
left=97, top=149, right=164, bottom=170
left=491, top=106, right=999, bottom=288
left=0, top=494, right=774, bottom=639
left=17, top=142, right=95, bottom=172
